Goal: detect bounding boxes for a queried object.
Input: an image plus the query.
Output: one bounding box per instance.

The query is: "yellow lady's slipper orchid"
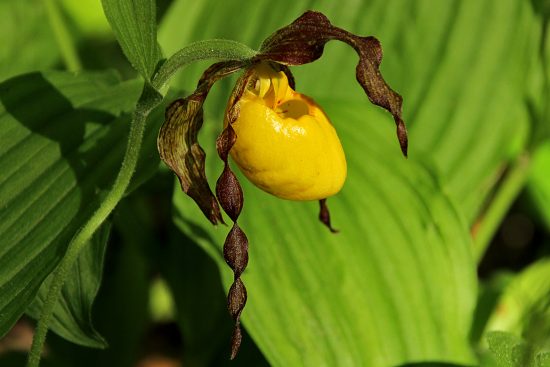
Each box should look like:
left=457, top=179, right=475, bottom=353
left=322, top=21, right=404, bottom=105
left=227, top=63, right=347, bottom=200
left=158, top=11, right=408, bottom=359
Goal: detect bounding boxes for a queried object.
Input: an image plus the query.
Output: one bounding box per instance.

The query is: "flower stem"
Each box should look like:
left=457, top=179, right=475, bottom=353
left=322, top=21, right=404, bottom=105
left=26, top=86, right=157, bottom=367
left=25, top=38, right=256, bottom=366
left=473, top=154, right=531, bottom=263
left=44, top=0, right=82, bottom=72
left=152, top=39, right=256, bottom=91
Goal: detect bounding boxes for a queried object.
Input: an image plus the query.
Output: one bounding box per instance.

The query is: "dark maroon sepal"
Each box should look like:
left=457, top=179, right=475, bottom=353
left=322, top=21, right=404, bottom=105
left=256, top=11, right=408, bottom=156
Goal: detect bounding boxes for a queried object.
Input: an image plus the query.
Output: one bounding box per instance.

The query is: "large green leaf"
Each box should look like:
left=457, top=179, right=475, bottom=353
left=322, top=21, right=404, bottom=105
left=158, top=0, right=541, bottom=364
left=101, top=0, right=162, bottom=81
left=296, top=0, right=538, bottom=224
left=26, top=222, right=110, bottom=349
left=159, top=0, right=539, bottom=224
left=173, top=100, right=477, bottom=366
left=0, top=70, right=161, bottom=339
left=0, top=0, right=59, bottom=81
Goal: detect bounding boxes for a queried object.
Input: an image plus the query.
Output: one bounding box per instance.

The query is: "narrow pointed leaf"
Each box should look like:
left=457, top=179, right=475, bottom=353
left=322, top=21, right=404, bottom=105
left=101, top=0, right=162, bottom=81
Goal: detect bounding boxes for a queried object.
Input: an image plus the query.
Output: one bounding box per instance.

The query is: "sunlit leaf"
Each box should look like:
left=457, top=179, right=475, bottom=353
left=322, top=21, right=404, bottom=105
left=295, top=1, right=539, bottom=223
left=159, top=0, right=539, bottom=224
left=26, top=222, right=111, bottom=349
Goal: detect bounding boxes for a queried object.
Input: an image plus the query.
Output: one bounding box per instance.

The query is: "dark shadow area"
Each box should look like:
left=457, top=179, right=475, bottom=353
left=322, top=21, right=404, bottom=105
left=530, top=0, right=550, bottom=28
left=478, top=194, right=550, bottom=278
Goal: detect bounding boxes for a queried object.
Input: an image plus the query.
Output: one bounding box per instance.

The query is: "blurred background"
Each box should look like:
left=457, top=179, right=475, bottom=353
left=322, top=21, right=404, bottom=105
left=0, top=0, right=549, bottom=366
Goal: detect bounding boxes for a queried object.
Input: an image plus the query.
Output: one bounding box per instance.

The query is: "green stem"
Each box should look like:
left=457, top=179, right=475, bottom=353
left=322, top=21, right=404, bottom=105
left=44, top=0, right=82, bottom=72
left=25, top=38, right=257, bottom=366
left=473, top=155, right=531, bottom=263
left=152, top=39, right=256, bottom=90
left=26, top=87, right=157, bottom=367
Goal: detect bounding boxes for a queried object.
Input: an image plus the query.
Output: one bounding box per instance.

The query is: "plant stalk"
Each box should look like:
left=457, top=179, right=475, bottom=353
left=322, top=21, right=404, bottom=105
left=473, top=154, right=531, bottom=263
left=26, top=91, right=154, bottom=367
left=152, top=39, right=256, bottom=91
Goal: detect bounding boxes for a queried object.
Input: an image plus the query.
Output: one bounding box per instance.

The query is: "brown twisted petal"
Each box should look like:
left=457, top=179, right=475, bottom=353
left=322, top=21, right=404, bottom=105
left=216, top=161, right=248, bottom=358
left=216, top=97, right=249, bottom=358
left=216, top=165, right=244, bottom=222
left=256, top=10, right=408, bottom=156
left=230, top=323, right=243, bottom=360
left=215, top=126, right=244, bottom=221
left=223, top=223, right=249, bottom=277
left=227, top=277, right=247, bottom=318
left=157, top=61, right=246, bottom=224
left=216, top=122, right=237, bottom=162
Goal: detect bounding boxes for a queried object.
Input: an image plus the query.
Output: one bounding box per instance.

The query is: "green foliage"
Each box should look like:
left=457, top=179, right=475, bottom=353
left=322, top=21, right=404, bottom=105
left=484, top=259, right=550, bottom=349
left=0, top=71, right=140, bottom=338
left=528, top=142, right=550, bottom=229
left=159, top=0, right=539, bottom=224
left=101, top=0, right=162, bottom=80
left=174, top=100, right=477, bottom=366
left=0, top=0, right=59, bottom=80
left=482, top=259, right=550, bottom=366
left=0, top=0, right=548, bottom=366
left=486, top=331, right=550, bottom=367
